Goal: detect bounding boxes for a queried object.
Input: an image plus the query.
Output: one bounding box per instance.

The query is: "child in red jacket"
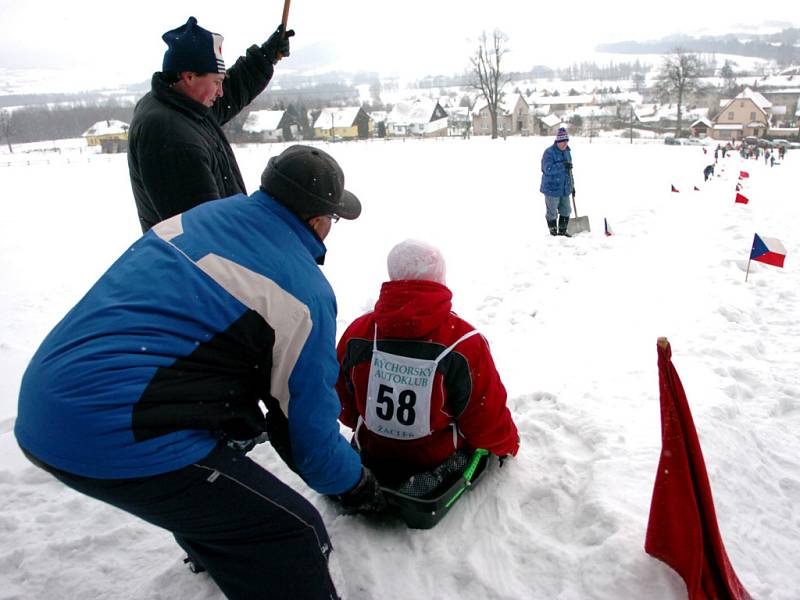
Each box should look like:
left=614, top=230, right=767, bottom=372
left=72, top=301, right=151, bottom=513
left=336, top=239, right=519, bottom=487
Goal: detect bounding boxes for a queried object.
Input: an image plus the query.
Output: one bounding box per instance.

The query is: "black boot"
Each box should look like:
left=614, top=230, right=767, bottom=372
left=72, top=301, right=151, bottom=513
left=558, top=216, right=572, bottom=237
left=547, top=219, right=558, bottom=236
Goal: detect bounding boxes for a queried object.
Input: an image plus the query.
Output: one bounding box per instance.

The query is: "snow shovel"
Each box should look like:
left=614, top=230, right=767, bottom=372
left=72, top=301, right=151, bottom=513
left=566, top=170, right=591, bottom=235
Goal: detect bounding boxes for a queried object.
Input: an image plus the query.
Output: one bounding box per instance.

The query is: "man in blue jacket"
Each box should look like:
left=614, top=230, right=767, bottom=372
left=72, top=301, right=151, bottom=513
left=539, top=127, right=574, bottom=236
left=16, top=145, right=385, bottom=600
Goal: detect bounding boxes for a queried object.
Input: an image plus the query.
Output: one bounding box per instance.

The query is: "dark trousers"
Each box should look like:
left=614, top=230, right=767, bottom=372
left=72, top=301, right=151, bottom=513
left=24, top=444, right=339, bottom=600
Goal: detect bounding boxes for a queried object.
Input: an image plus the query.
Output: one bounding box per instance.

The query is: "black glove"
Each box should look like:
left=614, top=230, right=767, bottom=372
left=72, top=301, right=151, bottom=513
left=563, top=161, right=573, bottom=171
left=338, top=467, right=387, bottom=513
left=572, top=186, right=576, bottom=196
left=261, top=24, right=295, bottom=65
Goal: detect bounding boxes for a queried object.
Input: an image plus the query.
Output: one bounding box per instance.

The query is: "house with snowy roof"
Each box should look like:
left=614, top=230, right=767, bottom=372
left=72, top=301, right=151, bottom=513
left=527, top=93, right=596, bottom=118
left=242, top=110, right=299, bottom=142
left=386, top=99, right=448, bottom=137
left=313, top=107, right=372, bottom=140
left=711, top=88, right=771, bottom=141
left=82, top=119, right=129, bottom=153
left=535, top=113, right=564, bottom=136
left=473, top=94, right=532, bottom=136
left=690, top=117, right=713, bottom=137
left=446, top=107, right=472, bottom=137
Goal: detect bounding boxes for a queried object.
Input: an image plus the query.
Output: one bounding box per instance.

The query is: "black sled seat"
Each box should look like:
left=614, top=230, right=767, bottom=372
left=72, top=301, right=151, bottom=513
left=380, top=449, right=492, bottom=529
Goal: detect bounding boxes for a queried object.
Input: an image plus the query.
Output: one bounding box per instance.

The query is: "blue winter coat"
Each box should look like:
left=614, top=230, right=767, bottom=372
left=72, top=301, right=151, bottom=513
left=539, top=143, right=573, bottom=197
left=15, top=191, right=361, bottom=495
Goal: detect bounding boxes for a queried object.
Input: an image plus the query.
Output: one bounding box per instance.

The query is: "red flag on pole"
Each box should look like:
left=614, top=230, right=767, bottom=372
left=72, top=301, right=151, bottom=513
left=672, top=185, right=680, bottom=193
left=738, top=170, right=749, bottom=179
left=735, top=193, right=749, bottom=204
left=645, top=338, right=752, bottom=600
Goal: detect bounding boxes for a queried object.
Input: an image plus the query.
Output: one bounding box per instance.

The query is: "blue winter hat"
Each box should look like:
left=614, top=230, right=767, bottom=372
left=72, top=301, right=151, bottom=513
left=162, top=17, right=225, bottom=74
left=555, top=127, right=569, bottom=142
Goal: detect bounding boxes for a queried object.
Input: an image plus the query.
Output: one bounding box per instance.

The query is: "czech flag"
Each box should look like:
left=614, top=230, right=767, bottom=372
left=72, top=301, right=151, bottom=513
left=671, top=185, right=679, bottom=193
left=739, top=170, right=749, bottom=179
left=735, top=193, right=749, bottom=204
left=604, top=218, right=614, bottom=237
left=646, top=338, right=753, bottom=600
left=750, top=234, right=786, bottom=268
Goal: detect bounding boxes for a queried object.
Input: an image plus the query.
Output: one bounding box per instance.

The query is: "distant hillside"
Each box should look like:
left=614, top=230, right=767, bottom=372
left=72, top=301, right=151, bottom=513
left=596, top=27, right=800, bottom=65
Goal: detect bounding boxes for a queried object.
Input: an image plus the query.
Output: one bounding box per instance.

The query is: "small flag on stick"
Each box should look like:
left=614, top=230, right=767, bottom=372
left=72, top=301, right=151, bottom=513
left=694, top=186, right=700, bottom=191
left=746, top=234, right=786, bottom=281
left=671, top=184, right=680, bottom=193
left=735, top=193, right=749, bottom=204
left=739, top=170, right=750, bottom=179
left=604, top=218, right=614, bottom=237
left=645, top=338, right=753, bottom=600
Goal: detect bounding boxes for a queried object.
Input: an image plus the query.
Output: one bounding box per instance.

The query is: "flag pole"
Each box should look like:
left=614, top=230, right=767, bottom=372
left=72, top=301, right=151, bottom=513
left=745, top=257, right=751, bottom=282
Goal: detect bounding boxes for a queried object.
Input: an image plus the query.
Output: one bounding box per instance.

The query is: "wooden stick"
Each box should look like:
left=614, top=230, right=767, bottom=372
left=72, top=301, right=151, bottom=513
left=281, top=0, right=291, bottom=30
left=657, top=337, right=669, bottom=350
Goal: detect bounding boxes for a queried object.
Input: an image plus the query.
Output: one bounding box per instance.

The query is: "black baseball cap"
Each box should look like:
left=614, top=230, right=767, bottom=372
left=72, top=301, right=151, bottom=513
left=260, top=145, right=361, bottom=220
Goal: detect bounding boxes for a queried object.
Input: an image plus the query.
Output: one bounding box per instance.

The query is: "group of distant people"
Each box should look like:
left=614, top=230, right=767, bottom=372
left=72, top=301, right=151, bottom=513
left=705, top=140, right=789, bottom=181
left=15, top=16, right=520, bottom=600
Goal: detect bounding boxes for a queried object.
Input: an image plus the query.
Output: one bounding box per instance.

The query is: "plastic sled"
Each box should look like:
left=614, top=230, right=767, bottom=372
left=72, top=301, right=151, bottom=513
left=381, top=449, right=492, bottom=529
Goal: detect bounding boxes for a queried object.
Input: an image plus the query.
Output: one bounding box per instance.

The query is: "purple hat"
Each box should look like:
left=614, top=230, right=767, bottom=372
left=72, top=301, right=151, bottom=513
left=162, top=17, right=225, bottom=74
left=555, top=127, right=569, bottom=142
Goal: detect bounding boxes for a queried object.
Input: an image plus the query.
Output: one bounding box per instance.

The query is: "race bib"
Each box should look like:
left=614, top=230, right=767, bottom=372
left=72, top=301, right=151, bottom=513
left=364, top=328, right=480, bottom=440
left=365, top=350, right=436, bottom=440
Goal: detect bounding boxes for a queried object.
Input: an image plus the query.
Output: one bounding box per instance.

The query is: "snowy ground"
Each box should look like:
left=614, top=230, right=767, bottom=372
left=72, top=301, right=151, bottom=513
left=0, top=135, right=797, bottom=599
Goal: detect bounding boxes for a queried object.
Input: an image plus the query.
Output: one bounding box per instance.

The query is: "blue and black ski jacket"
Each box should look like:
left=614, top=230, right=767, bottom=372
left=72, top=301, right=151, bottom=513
left=15, top=190, right=361, bottom=494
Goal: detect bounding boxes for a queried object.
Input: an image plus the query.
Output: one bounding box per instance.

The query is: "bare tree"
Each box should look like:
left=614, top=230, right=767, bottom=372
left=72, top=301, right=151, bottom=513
left=656, top=48, right=702, bottom=137
left=470, top=29, right=510, bottom=139
left=0, top=110, right=14, bottom=153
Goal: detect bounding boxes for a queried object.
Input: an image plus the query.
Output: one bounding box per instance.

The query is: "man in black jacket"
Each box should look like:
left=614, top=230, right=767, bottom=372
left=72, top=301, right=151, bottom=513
left=128, top=16, right=294, bottom=232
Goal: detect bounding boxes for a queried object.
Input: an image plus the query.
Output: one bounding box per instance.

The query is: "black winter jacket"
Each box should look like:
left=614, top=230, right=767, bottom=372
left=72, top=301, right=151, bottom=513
left=128, top=46, right=275, bottom=232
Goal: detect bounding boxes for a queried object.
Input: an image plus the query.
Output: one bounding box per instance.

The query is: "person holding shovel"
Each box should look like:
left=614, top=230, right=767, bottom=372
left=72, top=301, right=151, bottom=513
left=540, top=127, right=574, bottom=237
left=128, top=16, right=295, bottom=232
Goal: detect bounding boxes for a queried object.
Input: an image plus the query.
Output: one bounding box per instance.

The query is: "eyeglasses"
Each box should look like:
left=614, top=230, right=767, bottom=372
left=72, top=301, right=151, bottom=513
left=328, top=214, right=340, bottom=223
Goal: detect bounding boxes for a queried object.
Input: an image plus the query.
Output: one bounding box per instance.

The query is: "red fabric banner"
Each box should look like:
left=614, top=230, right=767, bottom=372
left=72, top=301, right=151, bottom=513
left=645, top=338, right=752, bottom=600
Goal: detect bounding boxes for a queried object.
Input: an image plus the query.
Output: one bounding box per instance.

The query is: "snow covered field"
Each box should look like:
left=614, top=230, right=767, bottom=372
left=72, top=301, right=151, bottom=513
left=0, top=135, right=797, bottom=599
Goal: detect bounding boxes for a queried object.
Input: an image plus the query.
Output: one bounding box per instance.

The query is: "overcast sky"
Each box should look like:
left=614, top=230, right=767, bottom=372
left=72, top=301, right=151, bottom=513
left=1, top=0, right=797, bottom=83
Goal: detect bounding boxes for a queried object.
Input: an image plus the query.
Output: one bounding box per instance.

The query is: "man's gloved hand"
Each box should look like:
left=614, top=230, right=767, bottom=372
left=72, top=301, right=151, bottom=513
left=572, top=185, right=576, bottom=196
left=563, top=161, right=573, bottom=171
left=338, top=467, right=387, bottom=513
left=261, top=24, right=295, bottom=65
left=225, top=432, right=269, bottom=454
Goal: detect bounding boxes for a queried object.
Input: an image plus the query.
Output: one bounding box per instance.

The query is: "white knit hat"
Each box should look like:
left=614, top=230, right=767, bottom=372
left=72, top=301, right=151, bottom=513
left=387, top=239, right=446, bottom=284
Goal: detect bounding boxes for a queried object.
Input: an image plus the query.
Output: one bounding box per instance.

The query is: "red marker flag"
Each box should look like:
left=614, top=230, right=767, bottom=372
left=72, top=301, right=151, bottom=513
left=738, top=170, right=749, bottom=179
left=645, top=338, right=752, bottom=600
left=604, top=218, right=614, bottom=236
left=672, top=185, right=680, bottom=193
left=735, top=193, right=749, bottom=204
left=694, top=186, right=700, bottom=191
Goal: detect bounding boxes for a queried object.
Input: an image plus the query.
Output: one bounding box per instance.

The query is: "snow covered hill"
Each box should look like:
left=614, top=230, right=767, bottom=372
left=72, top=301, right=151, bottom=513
left=0, top=136, right=797, bottom=599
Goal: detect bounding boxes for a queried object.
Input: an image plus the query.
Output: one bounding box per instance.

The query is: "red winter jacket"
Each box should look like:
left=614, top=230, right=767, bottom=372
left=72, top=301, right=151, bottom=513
left=336, top=280, right=519, bottom=485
